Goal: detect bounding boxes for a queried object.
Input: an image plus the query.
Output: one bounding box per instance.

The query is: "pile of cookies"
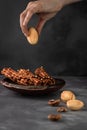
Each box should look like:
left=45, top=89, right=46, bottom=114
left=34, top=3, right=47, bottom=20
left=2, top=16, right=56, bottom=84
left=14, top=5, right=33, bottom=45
left=1, top=66, right=55, bottom=86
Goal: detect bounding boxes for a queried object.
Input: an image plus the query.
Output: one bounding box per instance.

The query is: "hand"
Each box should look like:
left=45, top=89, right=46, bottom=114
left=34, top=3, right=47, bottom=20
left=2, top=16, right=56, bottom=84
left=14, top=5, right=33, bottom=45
left=20, top=0, right=64, bottom=37
left=20, top=0, right=81, bottom=37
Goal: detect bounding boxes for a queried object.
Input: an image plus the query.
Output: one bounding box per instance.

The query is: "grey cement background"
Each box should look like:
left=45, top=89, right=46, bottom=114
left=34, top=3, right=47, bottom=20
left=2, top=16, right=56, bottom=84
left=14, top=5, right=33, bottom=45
left=0, top=76, right=87, bottom=130
left=0, top=0, right=87, bottom=76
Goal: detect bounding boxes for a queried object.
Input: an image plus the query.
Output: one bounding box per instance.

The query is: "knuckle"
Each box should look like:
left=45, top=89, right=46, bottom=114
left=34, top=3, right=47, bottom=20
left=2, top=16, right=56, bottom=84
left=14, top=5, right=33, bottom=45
left=29, top=8, right=35, bottom=14
left=27, top=1, right=42, bottom=13
left=28, top=1, right=34, bottom=6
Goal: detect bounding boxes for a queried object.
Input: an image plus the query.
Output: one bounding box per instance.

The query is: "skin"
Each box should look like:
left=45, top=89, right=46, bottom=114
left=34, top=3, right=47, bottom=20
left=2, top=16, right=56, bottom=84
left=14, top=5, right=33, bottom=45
left=20, top=0, right=81, bottom=37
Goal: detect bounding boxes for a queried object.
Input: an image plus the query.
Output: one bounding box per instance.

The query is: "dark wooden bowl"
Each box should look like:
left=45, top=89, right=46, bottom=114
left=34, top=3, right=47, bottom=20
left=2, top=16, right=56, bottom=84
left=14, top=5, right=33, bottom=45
left=0, top=78, right=65, bottom=95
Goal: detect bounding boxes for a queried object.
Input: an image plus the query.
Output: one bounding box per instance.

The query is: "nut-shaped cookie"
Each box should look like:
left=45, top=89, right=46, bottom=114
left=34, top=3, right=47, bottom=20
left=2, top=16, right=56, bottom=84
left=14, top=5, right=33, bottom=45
left=27, top=27, right=38, bottom=45
left=67, top=99, right=84, bottom=110
left=61, top=90, right=75, bottom=102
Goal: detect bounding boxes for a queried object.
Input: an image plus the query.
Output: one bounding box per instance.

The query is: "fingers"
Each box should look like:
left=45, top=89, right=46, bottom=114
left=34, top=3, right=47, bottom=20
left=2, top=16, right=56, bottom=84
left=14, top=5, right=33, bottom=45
left=20, top=10, right=29, bottom=37
left=20, top=1, right=42, bottom=37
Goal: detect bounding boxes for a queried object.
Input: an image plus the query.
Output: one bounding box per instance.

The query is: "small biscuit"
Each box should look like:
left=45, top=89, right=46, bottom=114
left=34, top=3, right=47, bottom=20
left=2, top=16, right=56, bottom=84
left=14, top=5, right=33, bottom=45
left=61, top=90, right=76, bottom=102
left=27, top=27, right=38, bottom=45
left=67, top=99, right=84, bottom=111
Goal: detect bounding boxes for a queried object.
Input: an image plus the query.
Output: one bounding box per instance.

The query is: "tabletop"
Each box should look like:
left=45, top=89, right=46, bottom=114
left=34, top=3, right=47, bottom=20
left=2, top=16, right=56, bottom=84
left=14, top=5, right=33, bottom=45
left=0, top=75, right=87, bottom=130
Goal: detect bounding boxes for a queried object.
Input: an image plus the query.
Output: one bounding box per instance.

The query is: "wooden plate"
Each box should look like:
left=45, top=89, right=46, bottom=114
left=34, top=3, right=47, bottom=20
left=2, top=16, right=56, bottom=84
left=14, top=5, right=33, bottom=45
left=0, top=78, right=65, bottom=95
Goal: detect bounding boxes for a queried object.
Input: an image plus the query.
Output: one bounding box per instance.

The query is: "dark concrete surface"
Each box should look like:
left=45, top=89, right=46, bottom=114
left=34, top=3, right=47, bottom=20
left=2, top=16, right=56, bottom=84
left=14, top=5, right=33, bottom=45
left=0, top=75, right=87, bottom=130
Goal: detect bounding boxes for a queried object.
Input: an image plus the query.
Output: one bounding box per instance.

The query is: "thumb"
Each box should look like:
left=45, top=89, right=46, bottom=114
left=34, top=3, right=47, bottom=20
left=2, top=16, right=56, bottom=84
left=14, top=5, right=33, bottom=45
left=36, top=18, right=47, bottom=36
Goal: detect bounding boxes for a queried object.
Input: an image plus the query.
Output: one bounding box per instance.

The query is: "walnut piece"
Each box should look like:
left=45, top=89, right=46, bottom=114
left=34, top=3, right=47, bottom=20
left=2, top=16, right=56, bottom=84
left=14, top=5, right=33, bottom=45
left=57, top=107, right=67, bottom=112
left=48, top=99, right=60, bottom=106
left=48, top=114, right=62, bottom=121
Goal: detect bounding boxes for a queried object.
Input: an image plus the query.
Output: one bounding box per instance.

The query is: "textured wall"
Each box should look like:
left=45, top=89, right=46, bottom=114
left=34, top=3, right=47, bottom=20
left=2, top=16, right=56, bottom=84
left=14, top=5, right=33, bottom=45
left=0, top=0, right=87, bottom=76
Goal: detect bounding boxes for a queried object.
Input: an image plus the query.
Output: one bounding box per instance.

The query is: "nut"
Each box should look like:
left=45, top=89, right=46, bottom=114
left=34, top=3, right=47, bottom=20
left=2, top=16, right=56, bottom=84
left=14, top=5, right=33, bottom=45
left=27, top=27, right=38, bottom=45
left=48, top=114, right=62, bottom=121
left=57, top=107, right=67, bottom=112
left=67, top=99, right=84, bottom=110
left=48, top=99, right=60, bottom=106
left=61, top=90, right=76, bottom=102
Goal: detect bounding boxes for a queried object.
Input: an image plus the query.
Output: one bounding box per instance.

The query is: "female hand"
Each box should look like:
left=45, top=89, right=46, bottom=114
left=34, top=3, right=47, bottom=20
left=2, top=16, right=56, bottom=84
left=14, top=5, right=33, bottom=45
left=20, top=0, right=65, bottom=37
left=20, top=0, right=81, bottom=37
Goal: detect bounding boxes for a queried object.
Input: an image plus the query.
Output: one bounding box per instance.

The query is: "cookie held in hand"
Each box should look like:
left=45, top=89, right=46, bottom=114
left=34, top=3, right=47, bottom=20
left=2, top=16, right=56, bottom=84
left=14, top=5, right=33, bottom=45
left=27, top=27, right=38, bottom=45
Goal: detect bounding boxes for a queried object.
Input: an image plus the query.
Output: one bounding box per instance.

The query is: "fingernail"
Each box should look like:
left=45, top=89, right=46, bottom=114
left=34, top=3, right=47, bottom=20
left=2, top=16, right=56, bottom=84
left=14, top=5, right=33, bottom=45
left=24, top=33, right=27, bottom=37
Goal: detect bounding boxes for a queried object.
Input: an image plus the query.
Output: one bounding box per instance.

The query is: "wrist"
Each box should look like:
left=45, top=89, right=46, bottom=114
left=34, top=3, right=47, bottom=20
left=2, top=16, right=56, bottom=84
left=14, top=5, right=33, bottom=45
left=62, top=0, right=82, bottom=7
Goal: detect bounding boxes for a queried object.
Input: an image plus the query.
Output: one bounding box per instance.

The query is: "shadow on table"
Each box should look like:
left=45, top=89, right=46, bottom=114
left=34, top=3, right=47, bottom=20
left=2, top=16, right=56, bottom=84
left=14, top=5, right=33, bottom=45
left=14, top=90, right=63, bottom=100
